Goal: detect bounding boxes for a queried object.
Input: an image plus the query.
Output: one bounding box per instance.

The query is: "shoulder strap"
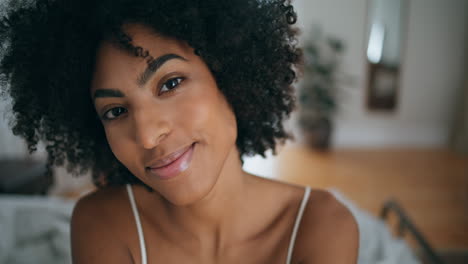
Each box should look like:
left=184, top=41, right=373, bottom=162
left=285, top=186, right=311, bottom=264
left=126, top=184, right=148, bottom=264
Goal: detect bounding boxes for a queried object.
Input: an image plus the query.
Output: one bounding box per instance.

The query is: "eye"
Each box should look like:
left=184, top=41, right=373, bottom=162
left=102, top=107, right=127, bottom=121
left=160, top=77, right=185, bottom=94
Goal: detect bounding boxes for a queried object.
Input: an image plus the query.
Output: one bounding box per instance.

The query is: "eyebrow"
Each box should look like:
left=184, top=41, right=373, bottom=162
left=138, top=53, right=187, bottom=86
left=93, top=53, right=187, bottom=101
left=93, top=89, right=125, bottom=100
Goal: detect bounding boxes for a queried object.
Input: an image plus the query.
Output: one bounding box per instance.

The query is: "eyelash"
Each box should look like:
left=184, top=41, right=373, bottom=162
left=159, top=76, right=185, bottom=95
left=101, top=76, right=186, bottom=121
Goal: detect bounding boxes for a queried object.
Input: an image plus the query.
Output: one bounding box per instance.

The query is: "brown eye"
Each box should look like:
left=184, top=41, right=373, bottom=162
left=160, top=77, right=185, bottom=94
left=103, top=107, right=127, bottom=120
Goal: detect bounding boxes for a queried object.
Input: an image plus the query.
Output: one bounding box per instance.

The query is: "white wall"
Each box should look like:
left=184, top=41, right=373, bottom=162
left=0, top=98, right=28, bottom=158
left=293, top=0, right=468, bottom=148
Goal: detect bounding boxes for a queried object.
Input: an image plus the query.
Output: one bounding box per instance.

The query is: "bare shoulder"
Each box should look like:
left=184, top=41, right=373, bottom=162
left=294, top=189, right=359, bottom=264
left=71, top=186, right=134, bottom=264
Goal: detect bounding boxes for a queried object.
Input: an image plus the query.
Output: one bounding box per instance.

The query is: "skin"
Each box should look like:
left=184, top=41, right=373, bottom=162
left=71, top=24, right=359, bottom=264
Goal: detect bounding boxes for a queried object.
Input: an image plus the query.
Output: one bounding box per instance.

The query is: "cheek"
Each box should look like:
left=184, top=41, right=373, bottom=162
left=103, top=125, right=139, bottom=172
left=179, top=85, right=237, bottom=146
left=213, top=97, right=237, bottom=144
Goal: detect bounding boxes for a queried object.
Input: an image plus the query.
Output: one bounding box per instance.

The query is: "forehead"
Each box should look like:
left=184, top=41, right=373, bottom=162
left=98, top=23, right=193, bottom=63
left=91, top=24, right=194, bottom=91
left=121, top=23, right=192, bottom=54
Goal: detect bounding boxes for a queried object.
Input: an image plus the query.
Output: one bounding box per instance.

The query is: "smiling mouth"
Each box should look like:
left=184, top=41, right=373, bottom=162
left=146, top=143, right=196, bottom=180
left=147, top=143, right=194, bottom=169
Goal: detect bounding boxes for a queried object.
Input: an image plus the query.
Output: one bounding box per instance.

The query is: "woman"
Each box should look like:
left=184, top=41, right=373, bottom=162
left=0, top=0, right=359, bottom=263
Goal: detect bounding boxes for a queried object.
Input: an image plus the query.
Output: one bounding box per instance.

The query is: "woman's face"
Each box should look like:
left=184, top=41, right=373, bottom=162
left=90, top=24, right=238, bottom=205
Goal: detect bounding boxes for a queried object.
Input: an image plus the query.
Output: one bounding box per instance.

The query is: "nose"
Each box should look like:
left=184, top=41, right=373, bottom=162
left=133, top=107, right=170, bottom=150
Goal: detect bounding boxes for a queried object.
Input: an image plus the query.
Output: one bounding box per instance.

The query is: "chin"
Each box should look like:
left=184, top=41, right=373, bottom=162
left=160, top=144, right=237, bottom=206
left=158, top=174, right=219, bottom=206
left=140, top=158, right=221, bottom=207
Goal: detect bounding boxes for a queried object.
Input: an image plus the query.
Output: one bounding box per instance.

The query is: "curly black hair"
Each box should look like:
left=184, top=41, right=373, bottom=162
left=0, top=0, right=302, bottom=188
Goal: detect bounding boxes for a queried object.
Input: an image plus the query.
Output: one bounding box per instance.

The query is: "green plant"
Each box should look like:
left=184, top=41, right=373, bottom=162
left=299, top=27, right=345, bottom=119
left=297, top=27, right=346, bottom=149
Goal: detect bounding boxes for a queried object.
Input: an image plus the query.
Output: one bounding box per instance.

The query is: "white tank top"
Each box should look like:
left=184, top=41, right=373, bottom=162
left=126, top=184, right=311, bottom=264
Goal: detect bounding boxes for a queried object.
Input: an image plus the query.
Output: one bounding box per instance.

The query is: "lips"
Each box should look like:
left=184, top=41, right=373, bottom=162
left=146, top=143, right=195, bottom=180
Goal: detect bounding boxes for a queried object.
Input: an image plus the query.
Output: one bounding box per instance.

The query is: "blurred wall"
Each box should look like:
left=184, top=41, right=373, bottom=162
left=0, top=98, right=28, bottom=158
left=450, top=59, right=468, bottom=154
left=294, top=0, right=468, bottom=148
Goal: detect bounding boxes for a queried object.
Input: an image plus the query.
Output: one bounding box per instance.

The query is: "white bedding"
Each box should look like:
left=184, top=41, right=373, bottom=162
left=330, top=189, right=421, bottom=264
left=0, top=195, right=75, bottom=264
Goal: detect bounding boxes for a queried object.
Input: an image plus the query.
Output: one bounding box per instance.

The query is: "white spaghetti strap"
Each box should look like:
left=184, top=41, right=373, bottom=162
left=126, top=184, right=148, bottom=264
left=285, top=186, right=311, bottom=264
